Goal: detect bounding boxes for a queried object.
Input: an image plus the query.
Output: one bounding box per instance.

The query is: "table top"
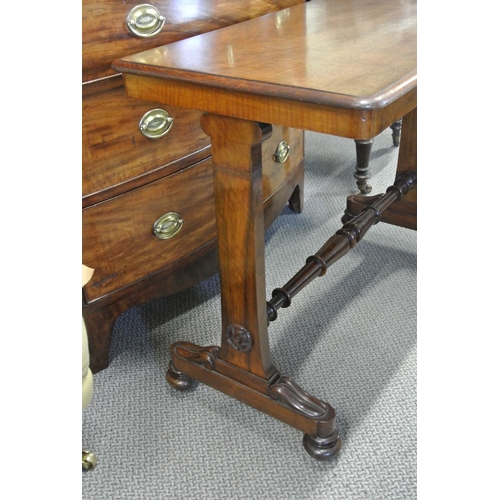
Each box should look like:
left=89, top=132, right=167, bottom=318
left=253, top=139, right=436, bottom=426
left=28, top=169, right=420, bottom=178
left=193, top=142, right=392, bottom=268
left=113, top=0, right=417, bottom=138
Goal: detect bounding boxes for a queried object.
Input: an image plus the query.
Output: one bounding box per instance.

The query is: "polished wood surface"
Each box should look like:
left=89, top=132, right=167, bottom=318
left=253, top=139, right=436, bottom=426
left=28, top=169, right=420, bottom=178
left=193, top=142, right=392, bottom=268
left=268, top=169, right=416, bottom=323
left=83, top=125, right=304, bottom=303
left=82, top=87, right=211, bottom=207
left=203, top=116, right=275, bottom=378
left=83, top=0, right=303, bottom=83
left=82, top=0, right=308, bottom=372
left=83, top=159, right=216, bottom=302
left=344, top=108, right=417, bottom=228
left=113, top=0, right=416, bottom=139
left=167, top=114, right=341, bottom=459
left=85, top=157, right=305, bottom=372
left=114, top=0, right=416, bottom=459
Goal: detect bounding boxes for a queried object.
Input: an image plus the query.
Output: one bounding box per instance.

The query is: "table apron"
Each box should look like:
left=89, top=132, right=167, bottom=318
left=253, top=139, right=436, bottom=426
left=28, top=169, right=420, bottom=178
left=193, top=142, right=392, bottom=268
left=122, top=74, right=417, bottom=140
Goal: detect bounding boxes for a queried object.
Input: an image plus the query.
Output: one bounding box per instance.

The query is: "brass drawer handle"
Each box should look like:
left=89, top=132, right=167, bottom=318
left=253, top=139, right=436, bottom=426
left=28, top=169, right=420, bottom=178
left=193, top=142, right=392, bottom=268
left=273, top=141, right=290, bottom=163
left=126, top=4, right=165, bottom=38
left=139, top=109, right=174, bottom=139
left=153, top=212, right=183, bottom=240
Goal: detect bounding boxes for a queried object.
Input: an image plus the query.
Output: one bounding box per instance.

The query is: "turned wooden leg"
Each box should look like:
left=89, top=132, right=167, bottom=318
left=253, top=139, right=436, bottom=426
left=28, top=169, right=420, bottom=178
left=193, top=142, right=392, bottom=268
left=390, top=119, right=403, bottom=147
left=166, top=114, right=341, bottom=460
left=343, top=108, right=417, bottom=230
left=354, top=138, right=374, bottom=194
left=353, top=120, right=402, bottom=194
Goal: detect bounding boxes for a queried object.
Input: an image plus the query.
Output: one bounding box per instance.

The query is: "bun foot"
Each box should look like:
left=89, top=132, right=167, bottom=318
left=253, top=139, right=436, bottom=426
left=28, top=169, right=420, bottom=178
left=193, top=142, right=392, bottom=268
left=167, top=361, right=194, bottom=391
left=302, top=429, right=342, bottom=460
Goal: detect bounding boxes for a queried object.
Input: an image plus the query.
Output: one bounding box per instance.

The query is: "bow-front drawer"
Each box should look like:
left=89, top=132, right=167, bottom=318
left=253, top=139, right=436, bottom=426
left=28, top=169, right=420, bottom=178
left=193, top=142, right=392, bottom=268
left=83, top=158, right=217, bottom=302
left=261, top=126, right=303, bottom=205
left=83, top=125, right=304, bottom=302
left=82, top=85, right=211, bottom=207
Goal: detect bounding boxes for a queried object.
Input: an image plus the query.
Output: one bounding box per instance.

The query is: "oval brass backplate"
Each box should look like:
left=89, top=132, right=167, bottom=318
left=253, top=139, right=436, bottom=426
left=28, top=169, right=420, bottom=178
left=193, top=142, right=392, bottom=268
left=126, top=4, right=166, bottom=38
left=153, top=212, right=183, bottom=240
left=139, top=108, right=174, bottom=139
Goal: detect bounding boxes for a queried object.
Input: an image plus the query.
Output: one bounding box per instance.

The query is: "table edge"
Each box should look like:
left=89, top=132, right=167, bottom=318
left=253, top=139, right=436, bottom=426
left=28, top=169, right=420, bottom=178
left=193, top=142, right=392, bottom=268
left=112, top=60, right=417, bottom=112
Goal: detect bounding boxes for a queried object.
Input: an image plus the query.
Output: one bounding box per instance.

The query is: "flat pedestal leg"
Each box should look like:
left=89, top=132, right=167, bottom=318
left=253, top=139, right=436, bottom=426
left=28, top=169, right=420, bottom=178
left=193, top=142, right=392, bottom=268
left=167, top=114, right=341, bottom=460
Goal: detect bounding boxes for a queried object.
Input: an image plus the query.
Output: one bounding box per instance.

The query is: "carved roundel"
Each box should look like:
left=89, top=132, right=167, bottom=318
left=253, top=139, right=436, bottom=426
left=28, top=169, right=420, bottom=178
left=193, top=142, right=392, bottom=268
left=226, top=324, right=253, bottom=352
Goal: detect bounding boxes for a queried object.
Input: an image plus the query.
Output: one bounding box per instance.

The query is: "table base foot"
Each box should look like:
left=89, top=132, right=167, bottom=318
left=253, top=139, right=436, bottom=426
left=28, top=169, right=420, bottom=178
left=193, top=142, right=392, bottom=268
left=168, top=341, right=342, bottom=460
left=167, top=361, right=194, bottom=391
left=342, top=193, right=417, bottom=230
left=303, top=428, right=342, bottom=461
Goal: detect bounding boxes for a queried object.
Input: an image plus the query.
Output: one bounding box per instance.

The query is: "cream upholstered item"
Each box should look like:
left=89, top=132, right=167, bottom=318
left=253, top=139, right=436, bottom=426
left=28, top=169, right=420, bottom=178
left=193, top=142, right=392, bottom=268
left=82, top=265, right=97, bottom=470
left=82, top=317, right=93, bottom=410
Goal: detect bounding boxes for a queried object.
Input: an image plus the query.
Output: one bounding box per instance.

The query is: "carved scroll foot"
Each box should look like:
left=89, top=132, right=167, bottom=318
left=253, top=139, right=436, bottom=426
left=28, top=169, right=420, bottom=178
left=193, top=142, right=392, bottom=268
left=167, top=361, right=194, bottom=391
left=169, top=341, right=341, bottom=459
left=303, top=428, right=342, bottom=461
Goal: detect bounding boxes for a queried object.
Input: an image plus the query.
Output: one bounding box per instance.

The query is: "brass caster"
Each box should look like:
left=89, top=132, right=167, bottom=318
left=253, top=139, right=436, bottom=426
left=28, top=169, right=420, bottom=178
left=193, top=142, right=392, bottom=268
left=302, top=429, right=342, bottom=461
left=82, top=450, right=97, bottom=471
left=166, top=361, right=194, bottom=391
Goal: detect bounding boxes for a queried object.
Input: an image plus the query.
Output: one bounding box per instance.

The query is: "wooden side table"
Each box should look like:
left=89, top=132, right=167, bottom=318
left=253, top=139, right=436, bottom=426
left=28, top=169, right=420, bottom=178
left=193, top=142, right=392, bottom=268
left=113, top=0, right=417, bottom=460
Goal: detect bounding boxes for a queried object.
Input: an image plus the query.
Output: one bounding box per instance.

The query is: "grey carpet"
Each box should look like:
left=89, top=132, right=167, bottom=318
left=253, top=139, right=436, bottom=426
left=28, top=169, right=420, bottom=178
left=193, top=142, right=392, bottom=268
left=82, top=129, right=417, bottom=499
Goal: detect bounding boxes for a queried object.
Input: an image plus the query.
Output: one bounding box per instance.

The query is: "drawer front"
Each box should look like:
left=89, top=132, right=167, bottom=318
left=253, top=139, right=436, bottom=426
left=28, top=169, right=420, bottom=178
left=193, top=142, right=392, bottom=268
left=83, top=0, right=305, bottom=82
left=82, top=125, right=304, bottom=302
left=82, top=85, right=211, bottom=204
left=83, top=158, right=217, bottom=302
left=262, top=126, right=304, bottom=202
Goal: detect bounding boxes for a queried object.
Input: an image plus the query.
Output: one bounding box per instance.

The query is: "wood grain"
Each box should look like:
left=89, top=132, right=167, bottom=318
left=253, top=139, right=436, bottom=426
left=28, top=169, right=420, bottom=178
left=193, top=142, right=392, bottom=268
left=82, top=85, right=211, bottom=206
left=83, top=158, right=217, bottom=302
left=113, top=0, right=416, bottom=139
left=83, top=125, right=304, bottom=303
left=201, top=115, right=274, bottom=379
left=82, top=0, right=309, bottom=372
left=83, top=0, right=304, bottom=83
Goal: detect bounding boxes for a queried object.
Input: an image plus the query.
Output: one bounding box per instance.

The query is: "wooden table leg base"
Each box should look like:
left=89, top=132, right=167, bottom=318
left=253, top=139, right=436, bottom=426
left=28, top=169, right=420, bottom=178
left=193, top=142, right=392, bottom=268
left=167, top=341, right=342, bottom=460
left=343, top=108, right=417, bottom=231
left=303, top=428, right=342, bottom=461
left=342, top=193, right=417, bottom=230
left=166, top=361, right=194, bottom=391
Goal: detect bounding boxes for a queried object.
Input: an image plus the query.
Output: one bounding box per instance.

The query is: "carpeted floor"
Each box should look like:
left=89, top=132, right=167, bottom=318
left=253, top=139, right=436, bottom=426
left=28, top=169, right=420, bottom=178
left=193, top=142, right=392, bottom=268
left=82, top=128, right=417, bottom=499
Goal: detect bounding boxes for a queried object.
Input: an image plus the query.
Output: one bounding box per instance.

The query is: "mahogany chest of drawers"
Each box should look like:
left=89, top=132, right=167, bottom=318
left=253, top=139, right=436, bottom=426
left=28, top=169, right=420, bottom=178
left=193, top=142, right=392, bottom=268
left=82, top=0, right=305, bottom=372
